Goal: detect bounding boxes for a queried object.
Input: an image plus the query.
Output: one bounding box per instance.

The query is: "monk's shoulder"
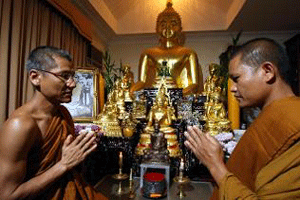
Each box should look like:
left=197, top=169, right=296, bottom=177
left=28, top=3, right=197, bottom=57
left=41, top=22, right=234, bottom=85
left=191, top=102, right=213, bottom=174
left=0, top=108, right=40, bottom=150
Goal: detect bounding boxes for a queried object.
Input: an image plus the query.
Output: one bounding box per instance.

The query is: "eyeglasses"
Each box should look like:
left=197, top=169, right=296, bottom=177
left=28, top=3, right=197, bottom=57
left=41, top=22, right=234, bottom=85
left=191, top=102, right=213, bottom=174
left=38, top=69, right=76, bottom=83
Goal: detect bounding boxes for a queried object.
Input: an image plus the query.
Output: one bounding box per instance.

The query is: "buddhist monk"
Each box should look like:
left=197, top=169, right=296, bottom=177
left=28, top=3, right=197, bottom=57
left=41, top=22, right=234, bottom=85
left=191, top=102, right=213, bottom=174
left=185, top=38, right=300, bottom=199
left=0, top=46, right=107, bottom=199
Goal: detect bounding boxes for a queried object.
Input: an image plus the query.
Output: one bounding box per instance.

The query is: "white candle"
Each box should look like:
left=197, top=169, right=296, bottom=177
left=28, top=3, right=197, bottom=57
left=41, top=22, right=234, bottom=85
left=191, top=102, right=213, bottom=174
left=129, top=168, right=133, bottom=181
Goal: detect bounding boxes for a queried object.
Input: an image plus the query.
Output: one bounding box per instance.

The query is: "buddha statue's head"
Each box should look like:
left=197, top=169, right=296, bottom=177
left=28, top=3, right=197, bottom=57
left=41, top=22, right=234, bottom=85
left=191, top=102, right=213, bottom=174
left=156, top=2, right=182, bottom=40
left=209, top=63, right=219, bottom=76
left=156, top=84, right=168, bottom=107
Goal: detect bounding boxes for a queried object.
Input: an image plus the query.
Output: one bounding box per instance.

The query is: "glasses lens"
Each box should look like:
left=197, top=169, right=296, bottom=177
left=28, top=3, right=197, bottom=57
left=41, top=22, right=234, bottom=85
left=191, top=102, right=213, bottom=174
left=60, top=72, right=76, bottom=81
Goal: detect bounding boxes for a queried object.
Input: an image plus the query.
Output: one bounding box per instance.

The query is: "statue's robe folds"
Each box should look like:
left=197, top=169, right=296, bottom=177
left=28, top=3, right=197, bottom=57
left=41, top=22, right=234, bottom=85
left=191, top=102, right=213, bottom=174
left=28, top=106, right=107, bottom=200
left=211, top=96, right=300, bottom=199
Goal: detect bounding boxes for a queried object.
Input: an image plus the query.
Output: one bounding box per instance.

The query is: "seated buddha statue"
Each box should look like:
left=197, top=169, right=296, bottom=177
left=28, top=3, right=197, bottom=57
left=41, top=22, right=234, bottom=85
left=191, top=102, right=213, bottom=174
left=144, top=84, right=176, bottom=133
left=136, top=83, right=181, bottom=157
left=94, top=89, right=123, bottom=137
left=130, top=2, right=204, bottom=95
left=203, top=63, right=221, bottom=99
left=143, top=122, right=170, bottom=163
left=204, top=92, right=231, bottom=135
left=114, top=79, right=127, bottom=120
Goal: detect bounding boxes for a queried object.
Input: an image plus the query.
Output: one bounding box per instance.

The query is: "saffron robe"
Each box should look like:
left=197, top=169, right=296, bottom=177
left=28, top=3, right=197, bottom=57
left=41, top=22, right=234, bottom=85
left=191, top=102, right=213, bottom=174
left=211, top=96, right=300, bottom=199
left=29, top=106, right=107, bottom=200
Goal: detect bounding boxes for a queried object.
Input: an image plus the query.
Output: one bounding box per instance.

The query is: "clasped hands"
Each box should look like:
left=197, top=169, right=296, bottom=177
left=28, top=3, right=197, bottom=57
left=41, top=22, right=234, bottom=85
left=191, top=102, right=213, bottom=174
left=184, top=126, right=228, bottom=184
left=60, top=131, right=98, bottom=171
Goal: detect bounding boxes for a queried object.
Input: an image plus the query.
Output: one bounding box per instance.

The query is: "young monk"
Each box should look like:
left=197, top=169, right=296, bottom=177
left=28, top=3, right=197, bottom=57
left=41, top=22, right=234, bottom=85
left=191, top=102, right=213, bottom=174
left=185, top=38, right=300, bottom=199
left=0, top=46, right=107, bottom=199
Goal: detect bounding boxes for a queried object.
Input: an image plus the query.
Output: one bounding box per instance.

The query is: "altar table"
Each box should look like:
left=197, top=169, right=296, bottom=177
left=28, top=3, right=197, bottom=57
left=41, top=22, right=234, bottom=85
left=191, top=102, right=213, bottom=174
left=95, top=175, right=214, bottom=200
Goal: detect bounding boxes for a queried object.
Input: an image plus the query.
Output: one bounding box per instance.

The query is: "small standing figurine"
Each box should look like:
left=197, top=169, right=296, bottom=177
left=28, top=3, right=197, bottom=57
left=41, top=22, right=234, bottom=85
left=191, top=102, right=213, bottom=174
left=121, top=64, right=134, bottom=102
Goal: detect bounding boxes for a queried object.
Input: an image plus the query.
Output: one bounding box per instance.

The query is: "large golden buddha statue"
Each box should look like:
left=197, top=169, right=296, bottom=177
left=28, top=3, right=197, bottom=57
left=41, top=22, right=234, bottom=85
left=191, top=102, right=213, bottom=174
left=131, top=2, right=203, bottom=95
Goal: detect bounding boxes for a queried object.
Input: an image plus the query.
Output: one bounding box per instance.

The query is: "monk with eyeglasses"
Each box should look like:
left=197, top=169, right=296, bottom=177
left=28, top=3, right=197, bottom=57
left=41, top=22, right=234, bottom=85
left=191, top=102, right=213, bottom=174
left=0, top=46, right=107, bottom=200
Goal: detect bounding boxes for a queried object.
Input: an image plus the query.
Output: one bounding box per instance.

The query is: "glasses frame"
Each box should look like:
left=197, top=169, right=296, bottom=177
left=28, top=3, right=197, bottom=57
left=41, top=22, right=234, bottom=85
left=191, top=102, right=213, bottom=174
left=38, top=69, right=76, bottom=83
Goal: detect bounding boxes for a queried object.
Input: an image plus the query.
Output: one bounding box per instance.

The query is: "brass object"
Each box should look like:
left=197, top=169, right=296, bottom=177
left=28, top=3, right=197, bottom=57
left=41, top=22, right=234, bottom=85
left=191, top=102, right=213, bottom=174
left=121, top=64, right=134, bottom=102
left=136, top=84, right=181, bottom=157
left=121, top=113, right=136, bottom=137
left=173, top=158, right=190, bottom=198
left=132, top=91, right=147, bottom=120
left=203, top=63, right=222, bottom=100
left=131, top=1, right=204, bottom=95
left=202, top=64, right=231, bottom=135
left=128, top=168, right=136, bottom=199
left=94, top=88, right=123, bottom=137
left=95, top=75, right=136, bottom=137
left=113, top=151, right=129, bottom=180
left=116, top=181, right=123, bottom=195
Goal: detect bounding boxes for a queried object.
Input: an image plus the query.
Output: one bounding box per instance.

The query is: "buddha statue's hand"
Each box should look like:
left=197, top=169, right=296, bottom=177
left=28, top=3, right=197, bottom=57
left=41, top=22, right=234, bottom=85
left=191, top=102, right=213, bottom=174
left=182, top=84, right=200, bottom=95
left=130, top=81, right=145, bottom=94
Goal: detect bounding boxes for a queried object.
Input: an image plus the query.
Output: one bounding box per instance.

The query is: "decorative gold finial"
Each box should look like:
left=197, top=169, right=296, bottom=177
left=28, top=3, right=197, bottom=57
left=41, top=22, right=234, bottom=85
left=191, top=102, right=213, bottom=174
left=157, top=0, right=181, bottom=28
left=167, top=0, right=172, bottom=6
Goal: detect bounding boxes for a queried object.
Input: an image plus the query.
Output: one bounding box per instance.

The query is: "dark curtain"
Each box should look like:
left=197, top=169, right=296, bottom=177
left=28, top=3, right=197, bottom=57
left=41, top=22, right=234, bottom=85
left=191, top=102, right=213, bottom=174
left=0, top=0, right=90, bottom=123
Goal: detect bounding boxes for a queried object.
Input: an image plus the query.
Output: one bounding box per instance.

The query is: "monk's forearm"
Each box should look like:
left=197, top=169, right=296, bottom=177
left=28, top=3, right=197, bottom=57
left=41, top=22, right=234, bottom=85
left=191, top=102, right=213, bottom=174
left=6, top=162, right=68, bottom=200
left=208, top=162, right=229, bottom=186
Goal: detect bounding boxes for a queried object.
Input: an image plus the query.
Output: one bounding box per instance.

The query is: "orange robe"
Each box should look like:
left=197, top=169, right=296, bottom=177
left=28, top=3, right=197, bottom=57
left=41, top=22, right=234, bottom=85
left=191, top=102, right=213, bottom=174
left=211, top=96, right=300, bottom=199
left=29, top=106, right=107, bottom=200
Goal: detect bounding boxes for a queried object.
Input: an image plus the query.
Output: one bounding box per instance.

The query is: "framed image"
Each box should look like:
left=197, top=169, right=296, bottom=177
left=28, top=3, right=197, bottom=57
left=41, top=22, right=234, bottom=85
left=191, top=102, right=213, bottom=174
left=63, top=68, right=100, bottom=122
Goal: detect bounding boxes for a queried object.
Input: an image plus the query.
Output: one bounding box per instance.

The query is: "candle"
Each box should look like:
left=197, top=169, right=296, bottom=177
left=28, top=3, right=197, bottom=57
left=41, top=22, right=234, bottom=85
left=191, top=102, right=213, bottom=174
left=179, top=158, right=184, bottom=171
left=129, top=168, right=133, bottom=181
left=119, top=152, right=123, bottom=167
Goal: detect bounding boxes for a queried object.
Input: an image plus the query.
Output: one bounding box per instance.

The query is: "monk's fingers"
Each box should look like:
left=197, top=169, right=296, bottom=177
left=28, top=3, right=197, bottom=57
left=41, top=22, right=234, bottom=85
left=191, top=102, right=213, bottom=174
left=184, top=136, right=199, bottom=152
left=185, top=126, right=203, bottom=144
left=72, top=131, right=88, bottom=145
left=184, top=140, right=205, bottom=162
left=81, top=135, right=97, bottom=152
left=83, top=143, right=98, bottom=158
left=191, top=125, right=204, bottom=135
left=76, top=132, right=96, bottom=148
left=63, top=135, right=73, bottom=147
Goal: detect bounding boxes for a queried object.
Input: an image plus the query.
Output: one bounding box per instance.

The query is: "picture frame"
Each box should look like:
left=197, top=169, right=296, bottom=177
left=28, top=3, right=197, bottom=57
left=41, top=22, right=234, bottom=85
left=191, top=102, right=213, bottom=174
left=63, top=68, right=100, bottom=122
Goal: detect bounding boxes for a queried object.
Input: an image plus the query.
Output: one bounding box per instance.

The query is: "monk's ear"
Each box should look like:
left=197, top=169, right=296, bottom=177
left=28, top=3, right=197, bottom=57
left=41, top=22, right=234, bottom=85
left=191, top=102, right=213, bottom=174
left=29, top=69, right=41, bottom=87
left=261, top=62, right=276, bottom=84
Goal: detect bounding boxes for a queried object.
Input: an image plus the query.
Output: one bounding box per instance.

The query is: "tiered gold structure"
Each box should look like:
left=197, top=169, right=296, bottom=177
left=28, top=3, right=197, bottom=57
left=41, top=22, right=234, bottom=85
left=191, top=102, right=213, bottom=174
left=136, top=83, right=181, bottom=157
left=94, top=88, right=123, bottom=137
left=94, top=64, right=136, bottom=137
left=202, top=63, right=231, bottom=135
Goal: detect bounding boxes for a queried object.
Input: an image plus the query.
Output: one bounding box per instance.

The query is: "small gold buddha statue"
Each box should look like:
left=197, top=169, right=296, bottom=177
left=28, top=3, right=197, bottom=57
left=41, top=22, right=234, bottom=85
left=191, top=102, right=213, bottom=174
left=121, top=64, right=134, bottom=102
left=203, top=63, right=221, bottom=99
left=204, top=92, right=231, bottom=135
left=94, top=90, right=123, bottom=137
left=114, top=79, right=127, bottom=120
left=132, top=91, right=147, bottom=120
left=144, top=84, right=176, bottom=133
left=131, top=1, right=203, bottom=95
left=136, top=84, right=181, bottom=157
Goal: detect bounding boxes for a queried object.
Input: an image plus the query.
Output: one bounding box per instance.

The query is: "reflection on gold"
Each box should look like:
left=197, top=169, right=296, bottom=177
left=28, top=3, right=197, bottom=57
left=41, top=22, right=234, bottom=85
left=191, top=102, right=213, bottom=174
left=136, top=83, right=181, bottom=157
left=131, top=2, right=203, bottom=95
